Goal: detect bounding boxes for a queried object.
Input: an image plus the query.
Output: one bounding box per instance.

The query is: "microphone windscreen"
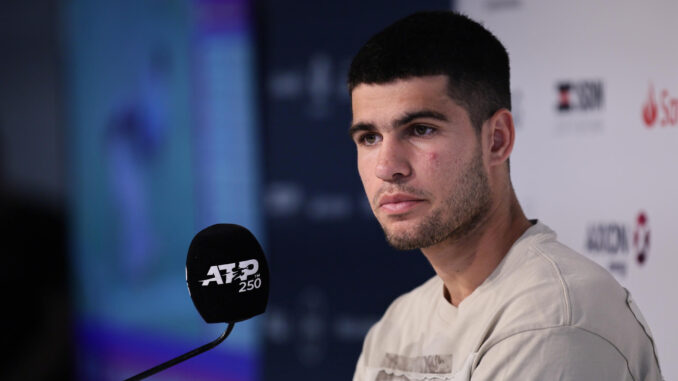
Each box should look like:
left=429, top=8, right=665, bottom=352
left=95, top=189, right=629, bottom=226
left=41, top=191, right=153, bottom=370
left=185, top=224, right=270, bottom=323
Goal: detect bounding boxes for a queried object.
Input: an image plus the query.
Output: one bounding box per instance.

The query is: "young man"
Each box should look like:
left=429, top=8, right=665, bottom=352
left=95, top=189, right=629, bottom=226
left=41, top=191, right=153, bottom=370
left=348, top=11, right=662, bottom=380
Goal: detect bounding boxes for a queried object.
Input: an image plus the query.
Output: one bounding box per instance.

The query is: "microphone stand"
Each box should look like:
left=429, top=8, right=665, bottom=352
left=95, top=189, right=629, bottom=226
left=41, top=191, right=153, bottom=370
left=124, top=322, right=235, bottom=381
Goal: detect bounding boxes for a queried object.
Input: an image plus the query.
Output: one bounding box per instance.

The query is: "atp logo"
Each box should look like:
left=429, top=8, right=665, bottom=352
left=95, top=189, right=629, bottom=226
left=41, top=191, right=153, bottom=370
left=201, top=259, right=259, bottom=286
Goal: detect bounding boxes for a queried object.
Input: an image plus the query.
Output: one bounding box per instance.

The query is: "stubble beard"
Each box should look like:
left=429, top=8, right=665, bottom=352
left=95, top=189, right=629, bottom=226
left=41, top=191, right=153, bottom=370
left=380, top=150, right=492, bottom=251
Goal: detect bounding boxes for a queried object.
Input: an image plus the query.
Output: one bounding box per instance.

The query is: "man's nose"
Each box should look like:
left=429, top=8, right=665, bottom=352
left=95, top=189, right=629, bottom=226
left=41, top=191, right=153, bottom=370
left=375, top=138, right=411, bottom=181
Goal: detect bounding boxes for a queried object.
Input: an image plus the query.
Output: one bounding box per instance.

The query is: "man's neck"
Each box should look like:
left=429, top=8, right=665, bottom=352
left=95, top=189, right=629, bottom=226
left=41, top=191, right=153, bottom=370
left=420, top=194, right=531, bottom=306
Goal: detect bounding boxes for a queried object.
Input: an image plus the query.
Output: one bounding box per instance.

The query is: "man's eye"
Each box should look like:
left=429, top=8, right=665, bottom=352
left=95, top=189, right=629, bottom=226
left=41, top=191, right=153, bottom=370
left=412, top=125, right=435, bottom=136
left=359, top=133, right=381, bottom=145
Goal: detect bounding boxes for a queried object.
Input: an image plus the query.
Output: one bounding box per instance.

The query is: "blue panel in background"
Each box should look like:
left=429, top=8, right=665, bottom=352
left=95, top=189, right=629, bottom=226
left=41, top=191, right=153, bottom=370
left=257, top=1, right=449, bottom=380
left=65, top=0, right=261, bottom=379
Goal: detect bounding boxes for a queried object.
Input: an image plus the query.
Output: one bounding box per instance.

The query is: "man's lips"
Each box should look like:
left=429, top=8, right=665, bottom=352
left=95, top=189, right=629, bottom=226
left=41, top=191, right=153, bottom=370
left=378, top=193, right=425, bottom=214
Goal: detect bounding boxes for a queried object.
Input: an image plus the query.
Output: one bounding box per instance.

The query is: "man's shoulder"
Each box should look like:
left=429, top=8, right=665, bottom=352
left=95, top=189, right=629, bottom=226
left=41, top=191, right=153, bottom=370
left=518, top=224, right=628, bottom=324
left=502, top=222, right=624, bottom=304
left=480, top=222, right=661, bottom=378
left=470, top=222, right=631, bottom=347
left=493, top=223, right=627, bottom=320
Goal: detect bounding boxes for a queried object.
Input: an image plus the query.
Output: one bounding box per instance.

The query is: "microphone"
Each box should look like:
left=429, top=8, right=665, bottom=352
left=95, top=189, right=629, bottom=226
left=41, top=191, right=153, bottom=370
left=124, top=224, right=270, bottom=380
left=186, top=223, right=270, bottom=323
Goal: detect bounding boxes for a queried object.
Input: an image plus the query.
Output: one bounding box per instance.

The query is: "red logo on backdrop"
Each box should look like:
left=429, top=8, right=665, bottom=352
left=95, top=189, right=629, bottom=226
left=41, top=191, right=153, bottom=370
left=558, top=84, right=571, bottom=110
left=643, top=86, right=658, bottom=127
left=643, top=83, right=678, bottom=128
left=633, top=211, right=650, bottom=265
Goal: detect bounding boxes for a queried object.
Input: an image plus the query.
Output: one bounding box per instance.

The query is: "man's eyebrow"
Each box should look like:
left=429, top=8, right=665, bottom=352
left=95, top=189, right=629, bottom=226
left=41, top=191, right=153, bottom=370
left=348, top=122, right=375, bottom=137
left=393, top=110, right=448, bottom=127
left=348, top=110, right=448, bottom=137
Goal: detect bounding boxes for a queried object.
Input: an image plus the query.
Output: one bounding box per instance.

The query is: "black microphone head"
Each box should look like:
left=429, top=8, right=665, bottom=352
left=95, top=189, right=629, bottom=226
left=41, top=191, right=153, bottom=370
left=186, top=224, right=270, bottom=323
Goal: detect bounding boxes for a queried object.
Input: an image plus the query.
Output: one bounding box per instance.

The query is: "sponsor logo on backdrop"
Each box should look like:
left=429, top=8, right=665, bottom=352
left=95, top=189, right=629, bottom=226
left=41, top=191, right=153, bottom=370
left=554, top=79, right=605, bottom=133
left=632, top=212, right=650, bottom=265
left=269, top=52, right=350, bottom=120
left=557, top=80, right=604, bottom=112
left=643, top=83, right=678, bottom=128
left=585, top=211, right=650, bottom=277
left=266, top=182, right=361, bottom=221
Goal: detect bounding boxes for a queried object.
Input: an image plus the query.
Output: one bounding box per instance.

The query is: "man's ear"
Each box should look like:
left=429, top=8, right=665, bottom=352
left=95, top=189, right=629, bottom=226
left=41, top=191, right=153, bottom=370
left=485, top=109, right=515, bottom=167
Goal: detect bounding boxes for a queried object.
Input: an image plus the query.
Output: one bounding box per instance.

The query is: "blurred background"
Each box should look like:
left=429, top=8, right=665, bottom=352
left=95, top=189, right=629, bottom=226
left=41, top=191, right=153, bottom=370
left=1, top=0, right=676, bottom=380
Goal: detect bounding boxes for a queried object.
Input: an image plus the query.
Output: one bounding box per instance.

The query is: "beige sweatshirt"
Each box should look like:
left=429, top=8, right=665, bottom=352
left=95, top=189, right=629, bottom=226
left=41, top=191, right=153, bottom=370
left=353, top=222, right=663, bottom=381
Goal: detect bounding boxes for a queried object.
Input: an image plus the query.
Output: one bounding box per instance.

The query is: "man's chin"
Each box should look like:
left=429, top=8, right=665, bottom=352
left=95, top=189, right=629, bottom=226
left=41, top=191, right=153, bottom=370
left=382, top=225, right=428, bottom=251
left=385, top=235, right=422, bottom=251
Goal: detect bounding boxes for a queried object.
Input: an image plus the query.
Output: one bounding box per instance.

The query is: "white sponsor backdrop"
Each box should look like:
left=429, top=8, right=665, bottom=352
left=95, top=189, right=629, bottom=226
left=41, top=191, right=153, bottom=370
left=457, top=0, right=677, bottom=377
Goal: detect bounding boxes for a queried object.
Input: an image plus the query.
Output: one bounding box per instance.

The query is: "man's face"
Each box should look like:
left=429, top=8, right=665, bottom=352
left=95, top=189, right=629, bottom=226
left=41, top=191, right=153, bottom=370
left=350, top=75, right=492, bottom=250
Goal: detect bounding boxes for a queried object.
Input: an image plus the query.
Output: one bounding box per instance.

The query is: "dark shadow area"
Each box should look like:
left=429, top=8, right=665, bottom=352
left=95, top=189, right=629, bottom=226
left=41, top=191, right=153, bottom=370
left=0, top=192, right=73, bottom=381
left=0, top=0, right=73, bottom=379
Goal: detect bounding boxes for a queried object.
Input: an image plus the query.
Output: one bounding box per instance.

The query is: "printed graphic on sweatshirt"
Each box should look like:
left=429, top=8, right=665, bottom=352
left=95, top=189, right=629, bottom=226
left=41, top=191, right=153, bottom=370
left=366, top=351, right=477, bottom=381
left=374, top=353, right=453, bottom=380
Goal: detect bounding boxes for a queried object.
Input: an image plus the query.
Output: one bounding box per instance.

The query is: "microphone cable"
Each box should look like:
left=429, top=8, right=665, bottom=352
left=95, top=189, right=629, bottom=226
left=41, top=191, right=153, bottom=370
left=123, top=322, right=235, bottom=381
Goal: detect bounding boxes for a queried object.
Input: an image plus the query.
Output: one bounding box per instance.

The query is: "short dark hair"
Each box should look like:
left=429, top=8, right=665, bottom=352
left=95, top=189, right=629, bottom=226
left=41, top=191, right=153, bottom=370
left=348, top=11, right=511, bottom=131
